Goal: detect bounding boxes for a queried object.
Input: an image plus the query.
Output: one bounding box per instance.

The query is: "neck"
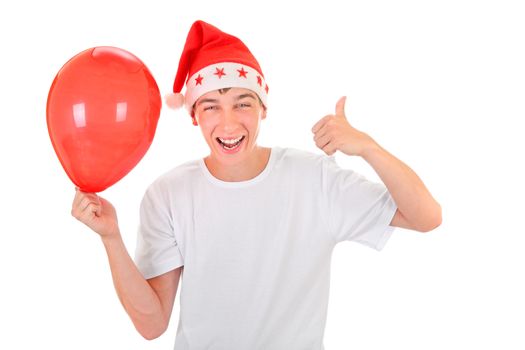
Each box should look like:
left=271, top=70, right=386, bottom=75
left=204, top=146, right=271, bottom=182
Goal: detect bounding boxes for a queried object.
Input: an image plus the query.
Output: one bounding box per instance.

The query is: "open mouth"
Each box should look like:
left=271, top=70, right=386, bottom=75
left=216, top=135, right=246, bottom=150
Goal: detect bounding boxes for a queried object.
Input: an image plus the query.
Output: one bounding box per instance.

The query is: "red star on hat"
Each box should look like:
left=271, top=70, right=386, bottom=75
left=195, top=74, right=203, bottom=85
left=237, top=67, right=248, bottom=78
left=214, top=67, right=226, bottom=79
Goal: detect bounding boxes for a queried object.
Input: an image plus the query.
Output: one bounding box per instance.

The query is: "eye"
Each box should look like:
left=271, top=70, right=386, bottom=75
left=203, top=105, right=217, bottom=111
left=237, top=102, right=252, bottom=108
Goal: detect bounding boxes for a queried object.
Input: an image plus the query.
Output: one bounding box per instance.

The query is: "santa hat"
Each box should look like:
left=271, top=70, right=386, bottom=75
left=166, top=20, right=269, bottom=119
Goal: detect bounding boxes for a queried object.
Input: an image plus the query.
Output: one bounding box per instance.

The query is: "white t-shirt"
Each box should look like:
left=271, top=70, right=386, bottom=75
left=135, top=147, right=397, bottom=350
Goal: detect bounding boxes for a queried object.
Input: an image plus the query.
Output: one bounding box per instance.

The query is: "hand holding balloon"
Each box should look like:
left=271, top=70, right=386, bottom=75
left=71, top=189, right=120, bottom=239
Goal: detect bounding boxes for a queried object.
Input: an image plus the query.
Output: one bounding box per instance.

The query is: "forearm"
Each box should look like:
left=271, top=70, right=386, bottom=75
left=101, top=233, right=167, bottom=339
left=361, top=139, right=442, bottom=231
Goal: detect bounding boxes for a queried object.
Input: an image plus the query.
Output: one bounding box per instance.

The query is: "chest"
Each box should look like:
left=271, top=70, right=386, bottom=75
left=174, top=182, right=330, bottom=267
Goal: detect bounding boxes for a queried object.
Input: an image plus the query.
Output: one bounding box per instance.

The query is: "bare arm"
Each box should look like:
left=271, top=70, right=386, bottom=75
left=101, top=235, right=182, bottom=339
left=360, top=143, right=442, bottom=232
left=71, top=189, right=181, bottom=339
left=312, top=97, right=442, bottom=232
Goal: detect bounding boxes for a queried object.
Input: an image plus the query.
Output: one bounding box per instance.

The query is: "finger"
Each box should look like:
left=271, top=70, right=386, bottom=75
left=322, top=142, right=337, bottom=156
left=73, top=188, right=96, bottom=205
left=88, top=202, right=102, bottom=217
left=314, top=119, right=337, bottom=141
left=314, top=132, right=332, bottom=150
left=335, top=96, right=347, bottom=118
left=76, top=203, right=101, bottom=223
left=313, top=124, right=329, bottom=144
left=72, top=197, right=92, bottom=218
left=78, top=201, right=102, bottom=221
left=72, top=190, right=88, bottom=216
left=311, top=115, right=332, bottom=133
left=83, top=192, right=100, bottom=203
left=80, top=197, right=94, bottom=212
left=85, top=195, right=101, bottom=212
left=73, top=195, right=100, bottom=218
left=73, top=187, right=84, bottom=207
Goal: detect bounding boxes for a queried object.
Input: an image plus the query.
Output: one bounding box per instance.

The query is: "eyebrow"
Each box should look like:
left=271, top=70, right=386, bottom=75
left=235, top=93, right=257, bottom=101
left=195, top=93, right=257, bottom=107
left=196, top=98, right=219, bottom=107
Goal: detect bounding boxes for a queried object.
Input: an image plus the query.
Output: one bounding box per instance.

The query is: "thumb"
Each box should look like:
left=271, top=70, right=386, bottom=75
left=93, top=196, right=102, bottom=217
left=335, top=96, right=347, bottom=118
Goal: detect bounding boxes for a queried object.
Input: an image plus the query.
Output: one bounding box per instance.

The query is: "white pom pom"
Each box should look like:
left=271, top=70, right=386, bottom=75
left=165, top=93, right=185, bottom=109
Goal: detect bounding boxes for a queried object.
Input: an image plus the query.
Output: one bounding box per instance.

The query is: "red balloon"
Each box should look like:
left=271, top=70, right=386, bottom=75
left=47, top=47, right=161, bottom=192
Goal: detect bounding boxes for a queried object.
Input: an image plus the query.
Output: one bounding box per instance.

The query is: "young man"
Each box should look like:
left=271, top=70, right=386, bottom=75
left=72, top=20, right=441, bottom=349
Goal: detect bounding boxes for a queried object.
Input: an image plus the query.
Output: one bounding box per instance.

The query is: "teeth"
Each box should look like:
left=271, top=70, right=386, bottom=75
left=218, top=136, right=243, bottom=145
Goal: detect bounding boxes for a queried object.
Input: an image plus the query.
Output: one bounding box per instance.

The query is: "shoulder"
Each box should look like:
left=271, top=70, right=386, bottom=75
left=271, top=147, right=335, bottom=187
left=275, top=147, right=342, bottom=176
left=144, top=159, right=202, bottom=198
left=278, top=148, right=367, bottom=191
left=275, top=147, right=327, bottom=170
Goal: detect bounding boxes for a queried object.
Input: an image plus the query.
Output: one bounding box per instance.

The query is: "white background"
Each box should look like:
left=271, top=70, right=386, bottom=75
left=1, top=0, right=524, bottom=349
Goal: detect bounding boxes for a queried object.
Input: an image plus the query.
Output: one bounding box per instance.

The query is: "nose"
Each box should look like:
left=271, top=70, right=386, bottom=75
left=220, top=109, right=239, bottom=132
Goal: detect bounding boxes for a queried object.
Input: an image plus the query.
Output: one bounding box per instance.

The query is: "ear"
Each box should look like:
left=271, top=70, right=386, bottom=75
left=191, top=111, right=199, bottom=126
left=261, top=107, right=267, bottom=120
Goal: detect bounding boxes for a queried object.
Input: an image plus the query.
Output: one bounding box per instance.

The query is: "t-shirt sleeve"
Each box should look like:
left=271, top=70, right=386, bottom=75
left=322, top=156, right=397, bottom=250
left=134, top=182, right=184, bottom=279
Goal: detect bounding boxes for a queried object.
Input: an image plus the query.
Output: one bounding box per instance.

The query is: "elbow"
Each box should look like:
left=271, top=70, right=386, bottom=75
left=136, top=319, right=168, bottom=341
left=139, top=326, right=166, bottom=341
left=141, top=333, right=162, bottom=341
left=418, top=204, right=442, bottom=233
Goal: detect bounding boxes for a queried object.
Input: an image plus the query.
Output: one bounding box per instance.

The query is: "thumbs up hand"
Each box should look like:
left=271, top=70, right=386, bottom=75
left=311, top=96, right=376, bottom=156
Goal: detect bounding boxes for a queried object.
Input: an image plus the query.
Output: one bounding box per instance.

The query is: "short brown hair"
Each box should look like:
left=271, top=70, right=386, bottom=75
left=192, top=88, right=266, bottom=115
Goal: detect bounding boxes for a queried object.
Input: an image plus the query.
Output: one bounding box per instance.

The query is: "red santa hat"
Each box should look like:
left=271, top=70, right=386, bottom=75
left=165, top=20, right=269, bottom=120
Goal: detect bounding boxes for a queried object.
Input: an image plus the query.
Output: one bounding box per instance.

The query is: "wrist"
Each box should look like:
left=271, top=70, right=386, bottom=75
left=359, top=134, right=381, bottom=159
left=101, top=230, right=123, bottom=247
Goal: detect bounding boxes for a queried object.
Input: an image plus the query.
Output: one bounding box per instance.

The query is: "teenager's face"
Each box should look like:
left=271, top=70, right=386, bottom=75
left=193, top=88, right=266, bottom=165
